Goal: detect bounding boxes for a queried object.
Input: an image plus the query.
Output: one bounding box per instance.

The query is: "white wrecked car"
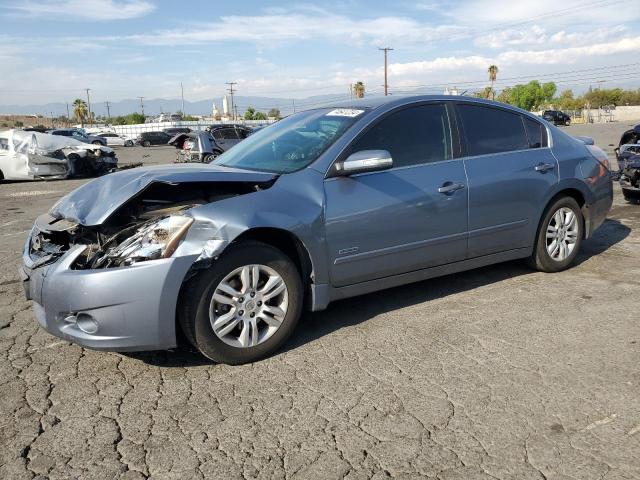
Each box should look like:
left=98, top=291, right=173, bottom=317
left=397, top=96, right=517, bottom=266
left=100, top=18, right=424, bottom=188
left=0, top=129, right=118, bottom=180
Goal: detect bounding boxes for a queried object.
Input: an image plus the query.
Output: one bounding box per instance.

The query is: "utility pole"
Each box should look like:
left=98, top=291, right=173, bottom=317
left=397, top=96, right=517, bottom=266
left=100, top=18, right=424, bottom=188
left=66, top=102, right=70, bottom=126
left=104, top=101, right=111, bottom=120
left=378, top=47, right=394, bottom=96
left=137, top=96, right=145, bottom=117
left=225, top=82, right=237, bottom=121
left=84, top=88, right=92, bottom=125
left=180, top=82, right=185, bottom=116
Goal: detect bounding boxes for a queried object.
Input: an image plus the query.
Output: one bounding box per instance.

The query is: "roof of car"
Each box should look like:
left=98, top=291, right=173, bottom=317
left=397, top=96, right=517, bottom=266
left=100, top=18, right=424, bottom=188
left=323, top=94, right=534, bottom=117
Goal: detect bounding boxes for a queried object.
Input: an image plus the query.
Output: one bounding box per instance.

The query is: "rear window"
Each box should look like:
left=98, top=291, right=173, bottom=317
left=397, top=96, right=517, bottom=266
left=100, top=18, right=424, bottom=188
left=458, top=104, right=528, bottom=156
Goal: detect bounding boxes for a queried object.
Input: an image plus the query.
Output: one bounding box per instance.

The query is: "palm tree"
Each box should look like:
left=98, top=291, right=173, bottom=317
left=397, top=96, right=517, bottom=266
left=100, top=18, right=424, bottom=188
left=488, top=65, right=499, bottom=100
left=353, top=81, right=365, bottom=99
left=72, top=99, right=88, bottom=126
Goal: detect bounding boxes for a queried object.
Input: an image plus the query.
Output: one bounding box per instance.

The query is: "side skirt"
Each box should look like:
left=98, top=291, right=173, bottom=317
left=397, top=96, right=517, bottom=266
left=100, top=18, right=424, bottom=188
left=309, top=247, right=531, bottom=311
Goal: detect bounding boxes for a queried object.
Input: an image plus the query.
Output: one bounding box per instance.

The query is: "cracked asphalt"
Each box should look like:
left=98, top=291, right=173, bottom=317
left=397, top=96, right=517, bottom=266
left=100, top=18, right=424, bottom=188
left=1, top=125, right=639, bottom=479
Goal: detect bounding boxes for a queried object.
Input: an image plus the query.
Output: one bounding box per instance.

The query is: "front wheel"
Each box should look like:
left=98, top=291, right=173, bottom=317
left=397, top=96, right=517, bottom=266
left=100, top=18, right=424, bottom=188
left=201, top=150, right=222, bottom=163
left=565, top=119, right=571, bottom=126
left=124, top=140, right=133, bottom=147
left=92, top=140, right=103, bottom=145
left=142, top=140, right=151, bottom=147
left=528, top=197, right=583, bottom=272
left=178, top=241, right=303, bottom=364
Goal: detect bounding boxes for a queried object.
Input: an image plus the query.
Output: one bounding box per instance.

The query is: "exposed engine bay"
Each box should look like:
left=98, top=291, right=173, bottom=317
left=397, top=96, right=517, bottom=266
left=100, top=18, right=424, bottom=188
left=28, top=180, right=273, bottom=269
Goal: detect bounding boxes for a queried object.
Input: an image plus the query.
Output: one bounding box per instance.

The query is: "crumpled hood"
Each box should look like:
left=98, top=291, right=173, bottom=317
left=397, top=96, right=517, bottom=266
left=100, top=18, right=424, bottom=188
left=50, top=163, right=278, bottom=226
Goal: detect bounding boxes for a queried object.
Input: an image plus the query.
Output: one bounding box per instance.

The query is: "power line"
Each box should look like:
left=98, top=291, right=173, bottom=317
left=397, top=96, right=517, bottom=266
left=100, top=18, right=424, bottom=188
left=391, top=63, right=640, bottom=90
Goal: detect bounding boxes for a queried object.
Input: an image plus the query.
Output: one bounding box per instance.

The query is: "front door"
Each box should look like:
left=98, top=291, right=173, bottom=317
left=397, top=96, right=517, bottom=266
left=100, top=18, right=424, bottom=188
left=324, top=103, right=469, bottom=287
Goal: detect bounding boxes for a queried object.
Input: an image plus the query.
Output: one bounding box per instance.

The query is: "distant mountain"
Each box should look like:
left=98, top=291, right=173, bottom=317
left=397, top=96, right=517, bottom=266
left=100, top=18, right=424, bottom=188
left=0, top=93, right=363, bottom=118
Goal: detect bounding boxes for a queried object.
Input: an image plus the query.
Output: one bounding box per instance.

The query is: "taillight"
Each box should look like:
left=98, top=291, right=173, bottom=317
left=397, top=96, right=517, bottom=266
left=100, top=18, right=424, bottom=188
left=586, top=145, right=611, bottom=171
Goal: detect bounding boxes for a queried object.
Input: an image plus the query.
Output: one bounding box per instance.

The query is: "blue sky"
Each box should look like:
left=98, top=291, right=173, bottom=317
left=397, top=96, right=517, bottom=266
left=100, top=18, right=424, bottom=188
left=1, top=0, right=639, bottom=106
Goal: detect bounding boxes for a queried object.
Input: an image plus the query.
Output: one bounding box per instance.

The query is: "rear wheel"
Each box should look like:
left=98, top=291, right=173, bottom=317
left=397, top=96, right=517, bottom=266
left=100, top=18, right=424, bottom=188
left=565, top=119, right=571, bottom=126
left=92, top=140, right=103, bottom=145
left=178, top=241, right=303, bottom=364
left=528, top=197, right=583, bottom=272
left=143, top=140, right=151, bottom=147
left=124, top=140, right=133, bottom=147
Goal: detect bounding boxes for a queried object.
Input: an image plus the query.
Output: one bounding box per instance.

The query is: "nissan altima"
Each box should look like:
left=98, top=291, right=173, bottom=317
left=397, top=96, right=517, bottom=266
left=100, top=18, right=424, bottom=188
left=21, top=96, right=613, bottom=364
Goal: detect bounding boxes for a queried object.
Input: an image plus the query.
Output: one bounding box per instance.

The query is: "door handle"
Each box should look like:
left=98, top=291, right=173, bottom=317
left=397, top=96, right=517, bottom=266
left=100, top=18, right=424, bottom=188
left=438, top=182, right=465, bottom=194
left=534, top=162, right=555, bottom=173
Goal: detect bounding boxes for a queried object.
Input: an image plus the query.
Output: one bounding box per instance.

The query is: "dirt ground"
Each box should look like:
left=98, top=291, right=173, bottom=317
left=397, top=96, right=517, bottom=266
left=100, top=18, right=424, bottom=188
left=1, top=125, right=639, bottom=479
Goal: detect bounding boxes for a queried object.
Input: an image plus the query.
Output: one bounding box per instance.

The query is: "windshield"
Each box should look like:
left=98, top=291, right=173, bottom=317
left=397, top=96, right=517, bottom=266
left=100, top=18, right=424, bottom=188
left=212, top=108, right=365, bottom=173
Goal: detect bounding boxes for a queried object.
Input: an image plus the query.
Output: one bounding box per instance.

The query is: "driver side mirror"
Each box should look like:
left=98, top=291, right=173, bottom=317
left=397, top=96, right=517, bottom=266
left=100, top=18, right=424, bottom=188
left=334, top=150, right=393, bottom=176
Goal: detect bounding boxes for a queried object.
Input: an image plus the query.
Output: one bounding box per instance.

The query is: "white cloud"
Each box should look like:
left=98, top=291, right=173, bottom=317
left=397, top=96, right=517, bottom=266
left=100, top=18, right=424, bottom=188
left=474, top=25, right=547, bottom=49
left=5, top=0, right=155, bottom=21
left=119, top=11, right=464, bottom=46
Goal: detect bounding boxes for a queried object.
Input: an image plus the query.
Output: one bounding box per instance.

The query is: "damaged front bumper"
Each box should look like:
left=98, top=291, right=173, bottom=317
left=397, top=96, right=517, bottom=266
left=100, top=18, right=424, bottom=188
left=22, top=239, right=198, bottom=351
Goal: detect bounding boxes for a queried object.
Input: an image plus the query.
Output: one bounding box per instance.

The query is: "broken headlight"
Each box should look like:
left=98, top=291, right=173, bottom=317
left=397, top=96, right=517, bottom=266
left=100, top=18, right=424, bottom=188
left=99, top=215, right=194, bottom=267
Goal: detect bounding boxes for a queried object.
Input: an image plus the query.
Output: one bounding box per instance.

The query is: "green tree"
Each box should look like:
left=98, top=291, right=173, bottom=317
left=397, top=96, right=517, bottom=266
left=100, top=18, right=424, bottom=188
left=353, top=81, right=365, bottom=98
left=475, top=86, right=494, bottom=99
left=496, top=87, right=512, bottom=104
left=72, top=98, right=88, bottom=126
left=14, top=121, right=24, bottom=128
left=508, top=81, right=556, bottom=111
left=267, top=108, right=281, bottom=119
left=253, top=111, right=267, bottom=120
left=487, top=65, right=499, bottom=100
left=244, top=107, right=256, bottom=120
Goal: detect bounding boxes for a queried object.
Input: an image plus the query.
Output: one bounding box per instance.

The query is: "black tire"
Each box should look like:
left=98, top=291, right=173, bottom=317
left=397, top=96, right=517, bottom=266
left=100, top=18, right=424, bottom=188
left=202, top=150, right=222, bottom=163
left=124, top=140, right=133, bottom=147
left=527, top=196, right=583, bottom=272
left=92, top=140, right=103, bottom=145
left=178, top=241, right=303, bottom=365
left=143, top=140, right=151, bottom=147
left=565, top=119, right=571, bottom=126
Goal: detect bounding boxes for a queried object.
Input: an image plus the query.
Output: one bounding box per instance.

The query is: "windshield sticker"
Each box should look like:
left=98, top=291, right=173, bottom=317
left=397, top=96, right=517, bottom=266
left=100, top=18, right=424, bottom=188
left=325, top=109, right=364, bottom=117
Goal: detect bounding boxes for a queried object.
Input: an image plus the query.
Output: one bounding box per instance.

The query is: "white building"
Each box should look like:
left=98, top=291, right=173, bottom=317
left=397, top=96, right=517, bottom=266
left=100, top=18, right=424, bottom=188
left=222, top=96, right=229, bottom=116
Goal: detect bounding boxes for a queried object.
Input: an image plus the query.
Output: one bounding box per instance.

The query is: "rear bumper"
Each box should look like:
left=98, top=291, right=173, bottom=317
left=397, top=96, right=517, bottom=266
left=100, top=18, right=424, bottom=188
left=584, top=176, right=613, bottom=238
left=22, top=243, right=197, bottom=352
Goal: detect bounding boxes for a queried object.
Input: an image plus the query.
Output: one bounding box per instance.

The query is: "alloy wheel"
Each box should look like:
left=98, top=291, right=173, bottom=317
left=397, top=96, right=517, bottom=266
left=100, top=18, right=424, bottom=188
left=209, top=264, right=288, bottom=348
left=545, top=207, right=579, bottom=261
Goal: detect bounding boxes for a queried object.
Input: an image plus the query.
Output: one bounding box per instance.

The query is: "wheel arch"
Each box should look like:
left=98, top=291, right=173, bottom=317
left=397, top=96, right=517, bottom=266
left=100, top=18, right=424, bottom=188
left=537, top=187, right=588, bottom=244
left=231, top=227, right=315, bottom=307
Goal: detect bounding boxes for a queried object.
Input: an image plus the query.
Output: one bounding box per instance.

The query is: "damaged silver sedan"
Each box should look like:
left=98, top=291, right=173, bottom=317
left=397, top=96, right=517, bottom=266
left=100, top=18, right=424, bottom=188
left=21, top=96, right=612, bottom=365
left=0, top=129, right=117, bottom=180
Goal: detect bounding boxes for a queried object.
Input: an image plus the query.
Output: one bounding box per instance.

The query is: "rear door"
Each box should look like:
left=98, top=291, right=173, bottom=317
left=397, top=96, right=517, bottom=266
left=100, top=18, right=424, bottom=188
left=324, top=103, right=468, bottom=287
left=455, top=102, right=558, bottom=257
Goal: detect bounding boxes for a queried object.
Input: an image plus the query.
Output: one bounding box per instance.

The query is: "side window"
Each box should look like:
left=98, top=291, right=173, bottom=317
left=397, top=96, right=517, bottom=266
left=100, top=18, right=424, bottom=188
left=350, top=104, right=452, bottom=168
left=458, top=104, right=528, bottom=156
left=223, top=128, right=240, bottom=140
left=211, top=129, right=224, bottom=141
left=238, top=128, right=251, bottom=139
left=524, top=117, right=548, bottom=149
